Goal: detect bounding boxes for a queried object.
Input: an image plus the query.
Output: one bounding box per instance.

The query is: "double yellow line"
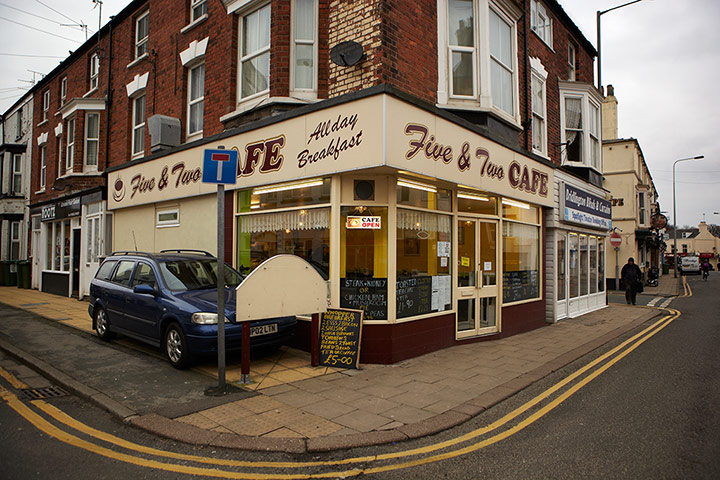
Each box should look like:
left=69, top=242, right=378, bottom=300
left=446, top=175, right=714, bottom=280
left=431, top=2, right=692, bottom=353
left=0, top=307, right=681, bottom=479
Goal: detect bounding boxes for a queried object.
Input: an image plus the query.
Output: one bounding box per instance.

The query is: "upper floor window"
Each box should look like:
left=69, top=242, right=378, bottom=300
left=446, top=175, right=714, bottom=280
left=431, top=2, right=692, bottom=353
left=188, top=63, right=205, bottom=136
left=531, top=72, right=546, bottom=156
left=85, top=112, right=100, bottom=169
left=66, top=118, right=75, bottom=172
left=239, top=3, right=270, bottom=101
left=15, top=108, right=23, bottom=138
left=560, top=82, right=603, bottom=171
left=530, top=0, right=552, bottom=47
left=638, top=191, right=647, bottom=225
left=40, top=146, right=47, bottom=190
left=567, top=43, right=576, bottom=81
left=191, top=0, right=207, bottom=22
left=292, top=0, right=317, bottom=95
left=12, top=154, right=22, bottom=194
left=90, top=53, right=100, bottom=91
left=438, top=0, right=519, bottom=122
left=135, top=11, right=150, bottom=59
left=132, top=94, right=146, bottom=157
left=60, top=77, right=68, bottom=106
left=42, top=90, right=50, bottom=121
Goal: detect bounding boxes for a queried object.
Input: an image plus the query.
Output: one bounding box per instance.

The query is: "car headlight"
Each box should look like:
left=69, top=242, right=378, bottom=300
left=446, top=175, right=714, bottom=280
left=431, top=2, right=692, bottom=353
left=191, top=313, right=230, bottom=324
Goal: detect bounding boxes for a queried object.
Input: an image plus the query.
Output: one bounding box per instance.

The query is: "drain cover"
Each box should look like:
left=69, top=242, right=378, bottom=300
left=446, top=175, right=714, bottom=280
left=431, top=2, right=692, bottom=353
left=20, top=386, right=68, bottom=400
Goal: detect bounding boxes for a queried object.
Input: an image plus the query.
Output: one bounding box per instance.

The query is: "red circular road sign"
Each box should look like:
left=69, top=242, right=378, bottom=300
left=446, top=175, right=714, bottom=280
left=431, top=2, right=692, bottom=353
left=609, top=232, right=622, bottom=248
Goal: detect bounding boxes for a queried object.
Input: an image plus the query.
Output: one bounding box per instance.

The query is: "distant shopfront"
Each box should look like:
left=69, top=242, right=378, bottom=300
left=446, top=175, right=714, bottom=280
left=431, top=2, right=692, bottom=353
left=546, top=173, right=610, bottom=322
left=108, top=90, right=555, bottom=363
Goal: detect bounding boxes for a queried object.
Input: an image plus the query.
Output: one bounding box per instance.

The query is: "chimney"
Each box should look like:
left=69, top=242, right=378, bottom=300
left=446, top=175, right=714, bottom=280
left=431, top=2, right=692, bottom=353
left=602, top=84, right=618, bottom=141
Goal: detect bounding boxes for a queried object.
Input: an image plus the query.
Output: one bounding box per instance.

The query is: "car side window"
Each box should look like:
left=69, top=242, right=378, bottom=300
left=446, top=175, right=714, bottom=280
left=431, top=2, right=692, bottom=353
left=111, top=260, right=136, bottom=287
left=132, top=262, right=157, bottom=289
left=95, top=260, right=117, bottom=280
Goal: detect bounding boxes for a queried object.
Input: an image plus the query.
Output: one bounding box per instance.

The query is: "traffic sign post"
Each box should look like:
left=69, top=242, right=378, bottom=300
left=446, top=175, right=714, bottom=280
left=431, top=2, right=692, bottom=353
left=202, top=147, right=238, bottom=395
left=610, top=231, right=622, bottom=290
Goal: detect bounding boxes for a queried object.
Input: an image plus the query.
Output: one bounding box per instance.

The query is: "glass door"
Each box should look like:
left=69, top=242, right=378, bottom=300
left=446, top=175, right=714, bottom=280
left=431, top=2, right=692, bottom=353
left=456, top=218, right=499, bottom=338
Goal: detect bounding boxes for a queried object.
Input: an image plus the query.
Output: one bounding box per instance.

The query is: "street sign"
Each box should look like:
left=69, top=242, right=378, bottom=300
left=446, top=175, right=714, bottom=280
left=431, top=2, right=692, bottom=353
left=202, top=149, right=238, bottom=184
left=610, top=232, right=622, bottom=248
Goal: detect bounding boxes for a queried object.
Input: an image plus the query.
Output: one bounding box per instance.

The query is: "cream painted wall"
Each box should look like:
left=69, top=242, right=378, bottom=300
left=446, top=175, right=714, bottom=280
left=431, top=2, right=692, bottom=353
left=112, top=194, right=218, bottom=254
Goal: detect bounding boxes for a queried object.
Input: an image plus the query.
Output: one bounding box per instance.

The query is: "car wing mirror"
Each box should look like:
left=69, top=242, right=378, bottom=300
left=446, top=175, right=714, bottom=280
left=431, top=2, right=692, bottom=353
left=133, top=284, right=156, bottom=295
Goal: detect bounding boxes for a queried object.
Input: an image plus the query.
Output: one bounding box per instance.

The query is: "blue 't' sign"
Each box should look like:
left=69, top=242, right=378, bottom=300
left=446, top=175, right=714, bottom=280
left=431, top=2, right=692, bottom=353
left=202, top=149, right=238, bottom=184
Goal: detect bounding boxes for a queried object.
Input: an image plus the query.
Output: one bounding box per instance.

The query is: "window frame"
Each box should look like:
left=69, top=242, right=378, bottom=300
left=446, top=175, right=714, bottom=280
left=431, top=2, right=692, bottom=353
left=190, top=0, right=208, bottom=23
left=42, top=90, right=50, bottom=121
left=10, top=221, right=21, bottom=260
left=238, top=2, right=271, bottom=104
left=530, top=0, right=552, bottom=47
left=187, top=62, right=205, bottom=137
left=85, top=112, right=100, bottom=170
left=135, top=11, right=150, bottom=59
left=559, top=83, right=603, bottom=171
left=437, top=0, right=520, bottom=124
left=567, top=43, right=576, bottom=81
left=132, top=94, right=146, bottom=158
left=11, top=154, right=22, bottom=195
left=156, top=208, right=180, bottom=227
left=529, top=57, right=548, bottom=157
left=290, top=0, right=318, bottom=98
left=60, top=77, right=68, bottom=106
left=89, top=53, right=100, bottom=91
left=40, top=145, right=47, bottom=190
left=65, top=117, right=75, bottom=173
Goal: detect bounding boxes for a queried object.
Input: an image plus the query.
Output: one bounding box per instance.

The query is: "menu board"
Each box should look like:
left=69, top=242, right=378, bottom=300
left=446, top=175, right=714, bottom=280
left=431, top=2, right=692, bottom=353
left=502, top=270, right=539, bottom=303
left=340, top=278, right=387, bottom=320
left=396, top=275, right=451, bottom=318
left=319, top=308, right=364, bottom=369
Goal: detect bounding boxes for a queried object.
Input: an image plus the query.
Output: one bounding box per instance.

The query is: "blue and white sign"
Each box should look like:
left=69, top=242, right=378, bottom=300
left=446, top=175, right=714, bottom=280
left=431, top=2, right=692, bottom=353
left=561, top=183, right=612, bottom=230
left=202, top=149, right=238, bottom=184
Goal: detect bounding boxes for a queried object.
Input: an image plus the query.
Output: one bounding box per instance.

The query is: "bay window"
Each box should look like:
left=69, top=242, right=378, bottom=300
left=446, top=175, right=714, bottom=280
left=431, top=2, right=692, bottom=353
left=439, top=0, right=519, bottom=121
left=560, top=82, right=603, bottom=170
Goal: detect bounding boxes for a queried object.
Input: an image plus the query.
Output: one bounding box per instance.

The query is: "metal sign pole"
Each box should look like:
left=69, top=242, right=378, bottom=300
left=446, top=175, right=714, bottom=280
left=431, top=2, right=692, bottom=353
left=217, top=182, right=226, bottom=390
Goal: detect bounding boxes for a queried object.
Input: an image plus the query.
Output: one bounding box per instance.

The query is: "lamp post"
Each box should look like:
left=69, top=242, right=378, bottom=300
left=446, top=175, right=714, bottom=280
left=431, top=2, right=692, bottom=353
left=597, top=0, right=644, bottom=91
left=672, top=155, right=705, bottom=278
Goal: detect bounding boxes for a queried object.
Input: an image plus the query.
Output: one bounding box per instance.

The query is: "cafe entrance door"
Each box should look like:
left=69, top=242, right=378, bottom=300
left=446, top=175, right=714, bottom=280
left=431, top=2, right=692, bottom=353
left=456, top=218, right=500, bottom=338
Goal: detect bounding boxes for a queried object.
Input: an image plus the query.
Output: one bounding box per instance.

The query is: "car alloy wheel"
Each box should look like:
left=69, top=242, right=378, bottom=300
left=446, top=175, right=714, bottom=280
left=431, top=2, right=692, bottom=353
left=164, top=323, right=191, bottom=369
left=94, top=307, right=114, bottom=341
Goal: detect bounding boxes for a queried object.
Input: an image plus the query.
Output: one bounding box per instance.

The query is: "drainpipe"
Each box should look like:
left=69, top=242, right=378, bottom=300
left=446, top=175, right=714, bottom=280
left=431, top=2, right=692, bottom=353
left=523, top=0, right=530, bottom=152
left=104, top=18, right=114, bottom=174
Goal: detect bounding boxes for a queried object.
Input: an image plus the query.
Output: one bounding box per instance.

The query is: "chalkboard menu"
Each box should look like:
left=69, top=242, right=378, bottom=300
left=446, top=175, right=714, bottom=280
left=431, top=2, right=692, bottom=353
left=502, top=270, right=539, bottom=303
left=319, top=308, right=364, bottom=369
left=340, top=278, right=387, bottom=320
left=396, top=275, right=451, bottom=318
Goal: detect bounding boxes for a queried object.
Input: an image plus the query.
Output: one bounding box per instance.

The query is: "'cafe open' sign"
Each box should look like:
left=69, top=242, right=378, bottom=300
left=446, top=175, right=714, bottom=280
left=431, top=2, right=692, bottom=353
left=347, top=216, right=381, bottom=229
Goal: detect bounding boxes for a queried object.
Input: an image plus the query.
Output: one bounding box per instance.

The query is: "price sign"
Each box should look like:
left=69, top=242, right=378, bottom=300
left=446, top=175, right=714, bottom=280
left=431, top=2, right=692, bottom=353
left=319, top=308, right=363, bottom=369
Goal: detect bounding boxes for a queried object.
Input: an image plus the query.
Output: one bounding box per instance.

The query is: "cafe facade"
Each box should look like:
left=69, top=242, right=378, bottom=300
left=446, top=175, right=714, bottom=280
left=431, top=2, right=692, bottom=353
left=107, top=89, right=556, bottom=363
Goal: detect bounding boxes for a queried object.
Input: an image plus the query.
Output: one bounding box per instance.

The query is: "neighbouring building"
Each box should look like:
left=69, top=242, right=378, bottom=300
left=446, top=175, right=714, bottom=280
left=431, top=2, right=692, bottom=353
left=602, top=85, right=664, bottom=288
left=0, top=94, right=33, bottom=285
left=667, top=222, right=720, bottom=270
left=19, top=0, right=609, bottom=363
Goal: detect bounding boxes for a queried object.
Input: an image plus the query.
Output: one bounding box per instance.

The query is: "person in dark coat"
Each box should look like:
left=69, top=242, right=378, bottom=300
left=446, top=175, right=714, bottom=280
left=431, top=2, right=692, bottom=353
left=621, top=257, right=643, bottom=305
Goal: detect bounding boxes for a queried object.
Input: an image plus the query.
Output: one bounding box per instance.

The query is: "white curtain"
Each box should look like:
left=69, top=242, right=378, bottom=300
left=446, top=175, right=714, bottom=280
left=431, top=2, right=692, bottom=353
left=564, top=97, right=582, bottom=147
left=239, top=208, right=329, bottom=233
left=397, top=210, right=451, bottom=234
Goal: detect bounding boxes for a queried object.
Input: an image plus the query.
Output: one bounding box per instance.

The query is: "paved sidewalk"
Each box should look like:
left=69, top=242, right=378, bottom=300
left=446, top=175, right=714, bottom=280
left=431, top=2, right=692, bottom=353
left=609, top=272, right=680, bottom=298
left=0, top=286, right=666, bottom=452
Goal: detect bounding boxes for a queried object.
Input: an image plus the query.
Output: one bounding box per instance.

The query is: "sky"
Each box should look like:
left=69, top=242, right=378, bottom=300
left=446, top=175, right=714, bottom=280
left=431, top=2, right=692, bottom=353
left=1, top=0, right=718, bottom=229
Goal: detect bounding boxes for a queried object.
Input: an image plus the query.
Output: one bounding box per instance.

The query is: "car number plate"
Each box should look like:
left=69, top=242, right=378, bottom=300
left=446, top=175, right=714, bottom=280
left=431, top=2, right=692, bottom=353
left=250, top=324, right=278, bottom=337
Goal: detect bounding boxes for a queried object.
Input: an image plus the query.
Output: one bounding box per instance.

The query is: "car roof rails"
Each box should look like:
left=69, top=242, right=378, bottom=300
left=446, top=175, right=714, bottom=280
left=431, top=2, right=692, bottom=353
left=109, top=251, right=154, bottom=258
left=159, top=249, right=214, bottom=257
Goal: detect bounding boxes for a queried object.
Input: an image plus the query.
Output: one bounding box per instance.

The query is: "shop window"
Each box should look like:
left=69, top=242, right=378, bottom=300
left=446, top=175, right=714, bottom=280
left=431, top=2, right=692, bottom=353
left=557, top=235, right=566, bottom=301
left=239, top=3, right=271, bottom=101
left=240, top=178, right=330, bottom=212
left=590, top=236, right=598, bottom=294
left=502, top=199, right=539, bottom=223
left=46, top=220, right=71, bottom=272
left=568, top=233, right=578, bottom=298
left=580, top=234, right=588, bottom=296
left=236, top=207, right=330, bottom=280
left=396, top=209, right=452, bottom=319
left=598, top=238, right=605, bottom=292
left=86, top=207, right=102, bottom=263
left=502, top=220, right=540, bottom=303
left=457, top=191, right=497, bottom=215
left=341, top=206, right=388, bottom=320
left=397, top=180, right=452, bottom=211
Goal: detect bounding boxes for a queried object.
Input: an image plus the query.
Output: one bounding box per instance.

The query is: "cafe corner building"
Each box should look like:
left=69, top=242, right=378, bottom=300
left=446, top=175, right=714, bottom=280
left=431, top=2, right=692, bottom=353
left=107, top=88, right=556, bottom=364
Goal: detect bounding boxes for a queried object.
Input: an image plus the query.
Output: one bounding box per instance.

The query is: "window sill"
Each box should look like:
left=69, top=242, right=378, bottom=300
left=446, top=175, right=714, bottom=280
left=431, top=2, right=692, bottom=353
left=37, top=120, right=48, bottom=127
left=186, top=131, right=203, bottom=143
left=436, top=102, right=522, bottom=130
left=35, top=189, right=46, bottom=194
left=83, top=87, right=99, bottom=98
left=127, top=53, right=149, bottom=70
left=181, top=14, right=208, bottom=34
left=220, top=96, right=308, bottom=123
left=131, top=152, right=145, bottom=161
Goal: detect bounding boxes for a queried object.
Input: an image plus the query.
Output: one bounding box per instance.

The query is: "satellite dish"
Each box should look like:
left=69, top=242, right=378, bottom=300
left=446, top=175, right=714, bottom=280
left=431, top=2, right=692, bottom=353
left=330, top=41, right=365, bottom=67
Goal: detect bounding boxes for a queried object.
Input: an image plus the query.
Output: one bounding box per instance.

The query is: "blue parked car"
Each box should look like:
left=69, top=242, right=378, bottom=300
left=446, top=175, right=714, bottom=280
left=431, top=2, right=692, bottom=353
left=88, top=250, right=296, bottom=368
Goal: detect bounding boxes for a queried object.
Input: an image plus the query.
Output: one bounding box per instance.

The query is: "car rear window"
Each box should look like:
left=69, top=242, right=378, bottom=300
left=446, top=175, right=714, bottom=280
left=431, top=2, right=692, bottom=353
left=95, top=260, right=117, bottom=280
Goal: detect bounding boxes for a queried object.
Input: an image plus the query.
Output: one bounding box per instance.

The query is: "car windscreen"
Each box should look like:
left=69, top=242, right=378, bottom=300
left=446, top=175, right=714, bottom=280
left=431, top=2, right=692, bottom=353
left=159, top=259, right=244, bottom=291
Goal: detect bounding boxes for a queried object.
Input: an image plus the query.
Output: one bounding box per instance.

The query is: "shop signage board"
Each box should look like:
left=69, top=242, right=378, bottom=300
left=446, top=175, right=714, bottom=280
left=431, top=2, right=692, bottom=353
left=346, top=216, right=381, bottom=229
left=40, top=197, right=81, bottom=222
left=319, top=308, right=363, bottom=369
left=559, top=183, right=612, bottom=230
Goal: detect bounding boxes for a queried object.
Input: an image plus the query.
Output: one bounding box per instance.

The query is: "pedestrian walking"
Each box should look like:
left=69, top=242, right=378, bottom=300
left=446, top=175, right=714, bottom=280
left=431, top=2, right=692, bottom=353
left=621, top=257, right=643, bottom=305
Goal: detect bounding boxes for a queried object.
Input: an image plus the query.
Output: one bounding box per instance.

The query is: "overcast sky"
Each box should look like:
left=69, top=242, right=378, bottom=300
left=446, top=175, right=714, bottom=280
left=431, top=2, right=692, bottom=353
left=1, top=0, right=718, bottom=228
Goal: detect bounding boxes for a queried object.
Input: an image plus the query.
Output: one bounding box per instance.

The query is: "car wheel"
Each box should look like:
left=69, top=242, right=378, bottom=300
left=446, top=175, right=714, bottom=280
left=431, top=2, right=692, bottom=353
left=94, top=307, right=114, bottom=341
left=164, top=323, right=192, bottom=369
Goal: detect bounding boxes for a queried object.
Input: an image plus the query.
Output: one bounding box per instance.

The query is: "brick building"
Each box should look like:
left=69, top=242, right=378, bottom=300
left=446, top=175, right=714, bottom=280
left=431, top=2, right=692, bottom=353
left=23, top=0, right=608, bottom=362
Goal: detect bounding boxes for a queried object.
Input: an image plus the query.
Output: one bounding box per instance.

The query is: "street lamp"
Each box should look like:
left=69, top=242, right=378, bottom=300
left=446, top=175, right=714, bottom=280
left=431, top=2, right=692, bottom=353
left=673, top=155, right=705, bottom=278
left=597, top=0, right=644, bottom=91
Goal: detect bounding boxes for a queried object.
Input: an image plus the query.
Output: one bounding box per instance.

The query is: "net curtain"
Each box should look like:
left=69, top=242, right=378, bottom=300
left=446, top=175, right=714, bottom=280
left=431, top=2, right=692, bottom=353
left=239, top=208, right=330, bottom=234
